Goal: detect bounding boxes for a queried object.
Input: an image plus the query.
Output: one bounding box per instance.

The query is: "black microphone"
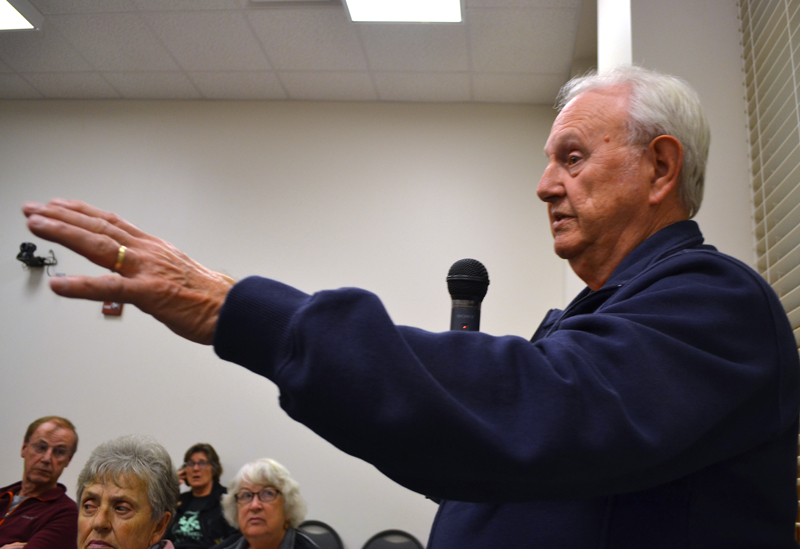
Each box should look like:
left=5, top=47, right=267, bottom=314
left=447, top=258, right=489, bottom=331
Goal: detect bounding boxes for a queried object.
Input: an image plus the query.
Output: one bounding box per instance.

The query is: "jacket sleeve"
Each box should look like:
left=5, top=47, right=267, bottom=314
left=21, top=503, right=77, bottom=549
left=213, top=251, right=799, bottom=502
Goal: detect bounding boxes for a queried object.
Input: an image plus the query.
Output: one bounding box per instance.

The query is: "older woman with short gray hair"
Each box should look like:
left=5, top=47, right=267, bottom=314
left=216, top=458, right=317, bottom=549
left=76, top=434, right=180, bottom=549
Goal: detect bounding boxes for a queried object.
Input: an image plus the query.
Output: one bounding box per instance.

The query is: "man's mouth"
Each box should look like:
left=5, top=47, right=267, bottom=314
left=551, top=211, right=573, bottom=230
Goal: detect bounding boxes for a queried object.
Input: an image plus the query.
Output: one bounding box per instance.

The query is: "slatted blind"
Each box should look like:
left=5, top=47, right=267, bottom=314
left=740, top=0, right=800, bottom=345
left=740, top=3, right=800, bottom=539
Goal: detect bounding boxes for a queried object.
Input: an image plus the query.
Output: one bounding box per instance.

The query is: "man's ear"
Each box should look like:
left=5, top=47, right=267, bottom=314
left=647, top=134, right=683, bottom=206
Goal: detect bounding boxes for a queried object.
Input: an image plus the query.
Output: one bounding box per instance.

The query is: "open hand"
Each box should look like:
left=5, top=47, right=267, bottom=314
left=23, top=199, right=234, bottom=345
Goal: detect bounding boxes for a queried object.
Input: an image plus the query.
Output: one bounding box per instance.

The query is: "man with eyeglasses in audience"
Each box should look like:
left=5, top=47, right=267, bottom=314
left=0, top=416, right=78, bottom=549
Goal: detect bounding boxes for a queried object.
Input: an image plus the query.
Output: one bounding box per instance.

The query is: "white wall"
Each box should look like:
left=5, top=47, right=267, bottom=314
left=0, top=99, right=562, bottom=548
left=631, top=0, right=753, bottom=265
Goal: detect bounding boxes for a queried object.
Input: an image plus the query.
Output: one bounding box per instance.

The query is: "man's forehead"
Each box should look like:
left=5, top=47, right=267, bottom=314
left=545, top=89, right=629, bottom=151
left=545, top=128, right=586, bottom=152
left=30, top=421, right=74, bottom=444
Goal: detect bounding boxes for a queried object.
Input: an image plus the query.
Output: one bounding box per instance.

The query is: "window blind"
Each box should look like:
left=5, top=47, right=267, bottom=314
left=740, top=2, right=800, bottom=540
left=740, top=0, right=800, bottom=346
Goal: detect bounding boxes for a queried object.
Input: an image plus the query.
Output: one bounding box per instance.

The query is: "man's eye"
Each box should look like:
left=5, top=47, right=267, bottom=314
left=81, top=502, right=97, bottom=514
left=115, top=504, right=133, bottom=514
left=567, top=155, right=581, bottom=165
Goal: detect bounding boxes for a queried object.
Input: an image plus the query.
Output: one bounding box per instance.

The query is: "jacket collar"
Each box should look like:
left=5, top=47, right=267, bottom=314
left=602, top=220, right=706, bottom=289
left=1, top=481, right=68, bottom=502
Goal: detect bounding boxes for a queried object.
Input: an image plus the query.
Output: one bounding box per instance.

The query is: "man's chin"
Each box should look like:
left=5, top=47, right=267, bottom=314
left=552, top=232, right=587, bottom=261
left=28, top=472, right=54, bottom=484
left=553, top=243, right=576, bottom=260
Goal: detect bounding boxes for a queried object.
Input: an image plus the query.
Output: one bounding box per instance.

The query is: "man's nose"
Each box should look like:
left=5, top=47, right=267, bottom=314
left=536, top=162, right=564, bottom=203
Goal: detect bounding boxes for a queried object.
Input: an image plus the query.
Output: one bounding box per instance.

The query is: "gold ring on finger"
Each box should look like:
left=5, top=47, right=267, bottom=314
left=113, top=245, right=127, bottom=273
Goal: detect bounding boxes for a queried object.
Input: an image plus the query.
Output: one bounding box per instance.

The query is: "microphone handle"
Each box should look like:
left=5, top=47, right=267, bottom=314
left=450, top=299, right=482, bottom=331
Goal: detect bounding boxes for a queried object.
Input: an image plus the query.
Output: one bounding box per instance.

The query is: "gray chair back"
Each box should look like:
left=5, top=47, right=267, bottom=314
left=298, top=519, right=344, bottom=549
left=361, top=529, right=424, bottom=549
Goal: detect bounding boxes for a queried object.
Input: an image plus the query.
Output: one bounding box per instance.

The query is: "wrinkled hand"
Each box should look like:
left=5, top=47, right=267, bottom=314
left=23, top=199, right=234, bottom=345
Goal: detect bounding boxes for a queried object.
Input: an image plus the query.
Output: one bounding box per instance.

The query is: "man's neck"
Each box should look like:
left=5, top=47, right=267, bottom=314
left=18, top=479, right=56, bottom=499
left=573, top=212, right=689, bottom=290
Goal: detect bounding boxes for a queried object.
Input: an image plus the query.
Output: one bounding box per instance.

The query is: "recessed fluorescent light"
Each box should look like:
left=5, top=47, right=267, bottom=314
left=345, top=0, right=461, bottom=23
left=0, top=0, right=43, bottom=31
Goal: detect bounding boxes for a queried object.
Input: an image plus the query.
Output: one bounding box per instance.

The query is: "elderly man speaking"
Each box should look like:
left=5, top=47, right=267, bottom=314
left=22, top=66, right=800, bottom=548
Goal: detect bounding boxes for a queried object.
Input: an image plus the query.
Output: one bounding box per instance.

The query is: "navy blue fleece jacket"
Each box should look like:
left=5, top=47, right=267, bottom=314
left=214, top=220, right=800, bottom=548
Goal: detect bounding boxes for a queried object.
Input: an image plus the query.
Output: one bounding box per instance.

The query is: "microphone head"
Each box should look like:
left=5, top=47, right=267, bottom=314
left=447, top=258, right=489, bottom=301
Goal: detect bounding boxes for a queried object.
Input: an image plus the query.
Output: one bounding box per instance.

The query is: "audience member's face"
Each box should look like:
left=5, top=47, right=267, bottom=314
left=78, top=475, right=170, bottom=549
left=185, top=451, right=214, bottom=492
left=21, top=420, right=75, bottom=491
left=237, top=479, right=288, bottom=546
left=538, top=85, right=654, bottom=273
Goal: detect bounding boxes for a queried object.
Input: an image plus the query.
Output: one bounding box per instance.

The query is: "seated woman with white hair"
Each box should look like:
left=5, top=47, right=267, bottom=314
left=215, top=458, right=318, bottom=549
left=76, top=434, right=180, bottom=549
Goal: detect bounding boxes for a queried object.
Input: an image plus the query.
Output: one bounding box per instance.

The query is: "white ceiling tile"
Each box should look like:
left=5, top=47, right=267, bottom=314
left=0, top=74, right=44, bottom=98
left=468, top=7, right=579, bottom=73
left=104, top=71, right=202, bottom=99
left=132, top=0, right=243, bottom=10
left=374, top=72, right=471, bottom=102
left=0, top=26, right=91, bottom=72
left=247, top=8, right=366, bottom=70
left=22, top=72, right=121, bottom=98
left=53, top=13, right=179, bottom=71
left=143, top=11, right=271, bottom=71
left=472, top=72, right=564, bottom=103
left=359, top=24, right=469, bottom=72
left=280, top=71, right=377, bottom=101
left=466, top=0, right=581, bottom=8
left=29, top=0, right=137, bottom=15
left=190, top=71, right=287, bottom=100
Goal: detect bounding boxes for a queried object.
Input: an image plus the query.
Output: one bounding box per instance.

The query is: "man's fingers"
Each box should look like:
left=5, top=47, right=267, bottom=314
left=50, top=273, right=132, bottom=303
left=24, top=200, right=136, bottom=249
left=25, top=198, right=228, bottom=345
left=47, top=198, right=150, bottom=239
left=27, top=213, right=123, bottom=271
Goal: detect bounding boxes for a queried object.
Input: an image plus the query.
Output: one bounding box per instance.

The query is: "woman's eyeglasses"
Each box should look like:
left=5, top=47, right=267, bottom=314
left=234, top=487, right=281, bottom=505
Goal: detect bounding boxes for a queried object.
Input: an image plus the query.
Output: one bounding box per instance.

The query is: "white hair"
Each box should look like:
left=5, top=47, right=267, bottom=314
left=221, top=458, right=307, bottom=529
left=557, top=66, right=710, bottom=218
